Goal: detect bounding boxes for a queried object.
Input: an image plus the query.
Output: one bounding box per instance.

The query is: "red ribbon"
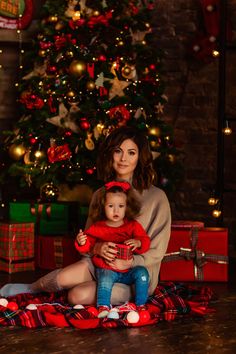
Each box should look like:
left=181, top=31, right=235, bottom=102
left=105, top=181, right=131, bottom=192
left=87, top=11, right=113, bottom=28
left=54, top=34, right=76, bottom=50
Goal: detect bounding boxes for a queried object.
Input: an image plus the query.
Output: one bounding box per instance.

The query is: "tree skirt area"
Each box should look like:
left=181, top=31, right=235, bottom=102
left=0, top=282, right=214, bottom=329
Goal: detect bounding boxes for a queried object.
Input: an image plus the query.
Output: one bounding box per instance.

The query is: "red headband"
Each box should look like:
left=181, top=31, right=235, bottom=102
left=105, top=181, right=131, bottom=192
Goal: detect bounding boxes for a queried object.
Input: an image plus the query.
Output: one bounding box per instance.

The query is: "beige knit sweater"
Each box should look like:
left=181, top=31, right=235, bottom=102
left=84, top=185, right=171, bottom=303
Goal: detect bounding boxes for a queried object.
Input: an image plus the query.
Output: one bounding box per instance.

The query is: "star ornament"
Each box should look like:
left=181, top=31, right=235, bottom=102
left=46, top=102, right=80, bottom=133
left=156, top=102, right=165, bottom=114
left=109, top=77, right=131, bottom=100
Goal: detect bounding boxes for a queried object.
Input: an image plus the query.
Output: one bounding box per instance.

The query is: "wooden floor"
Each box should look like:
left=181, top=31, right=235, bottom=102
left=0, top=266, right=236, bottom=354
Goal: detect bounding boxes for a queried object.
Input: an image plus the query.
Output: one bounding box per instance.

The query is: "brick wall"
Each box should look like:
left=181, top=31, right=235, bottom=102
left=0, top=0, right=235, bottom=254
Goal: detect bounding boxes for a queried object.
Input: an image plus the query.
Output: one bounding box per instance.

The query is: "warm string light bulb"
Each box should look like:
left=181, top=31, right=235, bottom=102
left=212, top=209, right=222, bottom=218
left=208, top=197, right=219, bottom=206
left=223, top=121, right=232, bottom=135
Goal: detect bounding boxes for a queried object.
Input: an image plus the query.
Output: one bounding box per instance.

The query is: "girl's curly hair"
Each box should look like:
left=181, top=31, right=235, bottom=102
left=89, top=185, right=141, bottom=223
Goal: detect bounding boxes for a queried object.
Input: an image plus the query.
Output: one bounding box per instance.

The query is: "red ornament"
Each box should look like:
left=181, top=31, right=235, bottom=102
left=137, top=309, right=150, bottom=323
left=86, top=306, right=98, bottom=317
left=47, top=143, right=72, bottom=163
left=29, top=137, right=37, bottom=145
left=64, top=131, right=72, bottom=137
left=98, top=54, right=106, bottom=61
left=149, top=64, right=156, bottom=70
left=79, top=118, right=90, bottom=131
left=86, top=168, right=95, bottom=175
left=7, top=301, right=18, bottom=311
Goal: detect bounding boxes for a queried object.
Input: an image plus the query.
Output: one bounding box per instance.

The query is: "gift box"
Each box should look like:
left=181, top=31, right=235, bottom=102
left=35, top=235, right=80, bottom=270
left=0, top=222, right=35, bottom=273
left=160, top=227, right=228, bottom=282
left=171, top=220, right=204, bottom=229
left=116, top=244, right=133, bottom=260
left=9, top=201, right=88, bottom=236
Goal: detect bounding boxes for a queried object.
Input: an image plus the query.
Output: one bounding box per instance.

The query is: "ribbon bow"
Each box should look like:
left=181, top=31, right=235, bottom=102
left=105, top=181, right=131, bottom=192
left=162, top=228, right=228, bottom=281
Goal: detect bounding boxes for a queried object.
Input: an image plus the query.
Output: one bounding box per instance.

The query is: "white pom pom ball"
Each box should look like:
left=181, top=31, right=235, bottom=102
left=0, top=298, right=8, bottom=307
left=26, top=304, right=38, bottom=310
left=126, top=311, right=140, bottom=324
left=73, top=304, right=85, bottom=309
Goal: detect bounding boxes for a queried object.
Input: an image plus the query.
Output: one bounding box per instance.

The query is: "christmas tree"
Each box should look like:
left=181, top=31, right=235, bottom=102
left=1, top=0, right=182, bottom=201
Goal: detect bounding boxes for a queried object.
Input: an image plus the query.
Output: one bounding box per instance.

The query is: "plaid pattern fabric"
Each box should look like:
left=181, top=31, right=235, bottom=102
left=0, top=223, right=35, bottom=273
left=0, top=282, right=214, bottom=329
left=116, top=244, right=133, bottom=260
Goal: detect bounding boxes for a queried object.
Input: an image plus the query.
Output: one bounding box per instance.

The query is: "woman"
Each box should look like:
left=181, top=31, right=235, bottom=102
left=0, top=126, right=171, bottom=305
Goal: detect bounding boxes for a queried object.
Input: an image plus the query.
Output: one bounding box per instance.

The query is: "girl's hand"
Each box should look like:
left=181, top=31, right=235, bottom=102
left=124, top=239, right=141, bottom=251
left=76, top=229, right=87, bottom=246
left=93, top=241, right=118, bottom=262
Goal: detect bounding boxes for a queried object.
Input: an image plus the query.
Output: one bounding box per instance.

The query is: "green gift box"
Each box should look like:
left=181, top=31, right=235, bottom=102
left=9, top=202, right=70, bottom=235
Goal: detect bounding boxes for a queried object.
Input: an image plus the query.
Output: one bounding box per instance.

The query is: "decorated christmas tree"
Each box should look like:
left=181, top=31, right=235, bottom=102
left=0, top=0, right=182, bottom=201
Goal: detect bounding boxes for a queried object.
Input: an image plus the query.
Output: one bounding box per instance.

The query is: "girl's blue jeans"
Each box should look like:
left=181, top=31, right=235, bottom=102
left=96, top=266, right=149, bottom=307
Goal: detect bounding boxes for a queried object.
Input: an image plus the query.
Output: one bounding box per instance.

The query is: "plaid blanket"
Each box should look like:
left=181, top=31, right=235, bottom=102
left=0, top=282, right=214, bottom=329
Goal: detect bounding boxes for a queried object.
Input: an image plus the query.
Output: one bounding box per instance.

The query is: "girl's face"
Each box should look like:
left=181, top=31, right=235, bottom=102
left=112, top=139, right=139, bottom=181
left=104, top=192, right=127, bottom=226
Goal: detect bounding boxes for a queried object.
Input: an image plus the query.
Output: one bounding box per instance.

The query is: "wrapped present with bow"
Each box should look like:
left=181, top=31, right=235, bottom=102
left=160, top=227, right=228, bottom=282
left=35, top=235, right=80, bottom=270
left=9, top=201, right=84, bottom=236
left=0, top=222, right=35, bottom=273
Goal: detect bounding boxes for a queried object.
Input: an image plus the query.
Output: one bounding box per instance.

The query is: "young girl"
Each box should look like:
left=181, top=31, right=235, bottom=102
left=76, top=181, right=150, bottom=318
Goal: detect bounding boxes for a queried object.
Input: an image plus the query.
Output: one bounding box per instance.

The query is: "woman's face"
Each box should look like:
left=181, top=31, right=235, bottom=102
left=112, top=139, right=139, bottom=181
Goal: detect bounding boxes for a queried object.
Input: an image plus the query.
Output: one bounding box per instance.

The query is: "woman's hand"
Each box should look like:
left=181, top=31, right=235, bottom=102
left=93, top=241, right=117, bottom=262
left=107, top=258, right=134, bottom=271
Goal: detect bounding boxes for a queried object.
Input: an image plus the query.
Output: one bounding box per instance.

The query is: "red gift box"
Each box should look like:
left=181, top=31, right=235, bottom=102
left=35, top=235, right=80, bottom=270
left=0, top=222, right=35, bottom=273
left=116, top=244, right=133, bottom=260
left=160, top=227, right=228, bottom=282
left=171, top=220, right=204, bottom=229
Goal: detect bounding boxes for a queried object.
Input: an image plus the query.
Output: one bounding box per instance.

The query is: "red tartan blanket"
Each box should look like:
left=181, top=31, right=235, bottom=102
left=0, top=282, right=215, bottom=329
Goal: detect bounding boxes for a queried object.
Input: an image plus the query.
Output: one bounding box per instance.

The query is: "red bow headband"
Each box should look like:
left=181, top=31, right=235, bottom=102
left=105, top=181, right=131, bottom=192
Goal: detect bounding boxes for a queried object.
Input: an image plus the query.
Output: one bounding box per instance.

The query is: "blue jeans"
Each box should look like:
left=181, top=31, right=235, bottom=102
left=96, top=266, right=149, bottom=307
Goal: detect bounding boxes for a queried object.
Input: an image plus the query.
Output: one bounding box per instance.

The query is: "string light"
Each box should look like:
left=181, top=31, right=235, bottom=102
left=223, top=121, right=232, bottom=135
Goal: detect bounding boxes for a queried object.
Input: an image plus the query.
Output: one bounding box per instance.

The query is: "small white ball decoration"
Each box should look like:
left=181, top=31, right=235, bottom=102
left=26, top=304, right=38, bottom=310
left=126, top=311, right=140, bottom=323
left=73, top=304, right=85, bottom=309
left=0, top=298, right=8, bottom=307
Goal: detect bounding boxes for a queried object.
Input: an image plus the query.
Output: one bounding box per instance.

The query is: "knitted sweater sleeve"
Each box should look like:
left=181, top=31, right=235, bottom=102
left=131, top=186, right=171, bottom=268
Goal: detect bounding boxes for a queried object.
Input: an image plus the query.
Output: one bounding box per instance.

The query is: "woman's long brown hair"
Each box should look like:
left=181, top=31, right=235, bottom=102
left=97, top=126, right=156, bottom=192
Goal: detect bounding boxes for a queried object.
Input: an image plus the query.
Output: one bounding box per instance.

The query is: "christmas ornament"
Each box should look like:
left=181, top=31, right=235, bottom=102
left=85, top=133, right=95, bottom=150
left=55, top=20, right=65, bottom=31
left=121, top=64, right=137, bottom=80
left=109, top=76, right=131, bottom=100
left=126, top=311, right=139, bottom=324
left=69, top=60, right=86, bottom=76
left=26, top=304, right=38, bottom=310
left=86, top=80, right=96, bottom=91
left=108, top=105, right=130, bottom=126
left=87, top=306, right=98, bottom=317
left=73, top=304, right=85, bottom=310
left=65, top=0, right=79, bottom=18
left=156, top=102, right=164, bottom=114
left=79, top=117, right=90, bottom=131
left=40, top=182, right=59, bottom=202
left=23, top=150, right=34, bottom=165
left=0, top=298, right=8, bottom=307
left=46, top=102, right=80, bottom=133
left=47, top=139, right=72, bottom=163
left=6, top=301, right=18, bottom=311
left=148, top=126, right=161, bottom=137
left=8, top=144, right=26, bottom=161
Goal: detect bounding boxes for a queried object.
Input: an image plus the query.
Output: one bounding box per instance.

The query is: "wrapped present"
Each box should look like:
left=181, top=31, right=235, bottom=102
left=171, top=220, right=204, bottom=229
left=35, top=235, right=80, bottom=270
left=160, top=227, right=228, bottom=282
left=116, top=244, right=133, bottom=260
left=0, top=222, right=35, bottom=273
left=9, top=201, right=87, bottom=235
